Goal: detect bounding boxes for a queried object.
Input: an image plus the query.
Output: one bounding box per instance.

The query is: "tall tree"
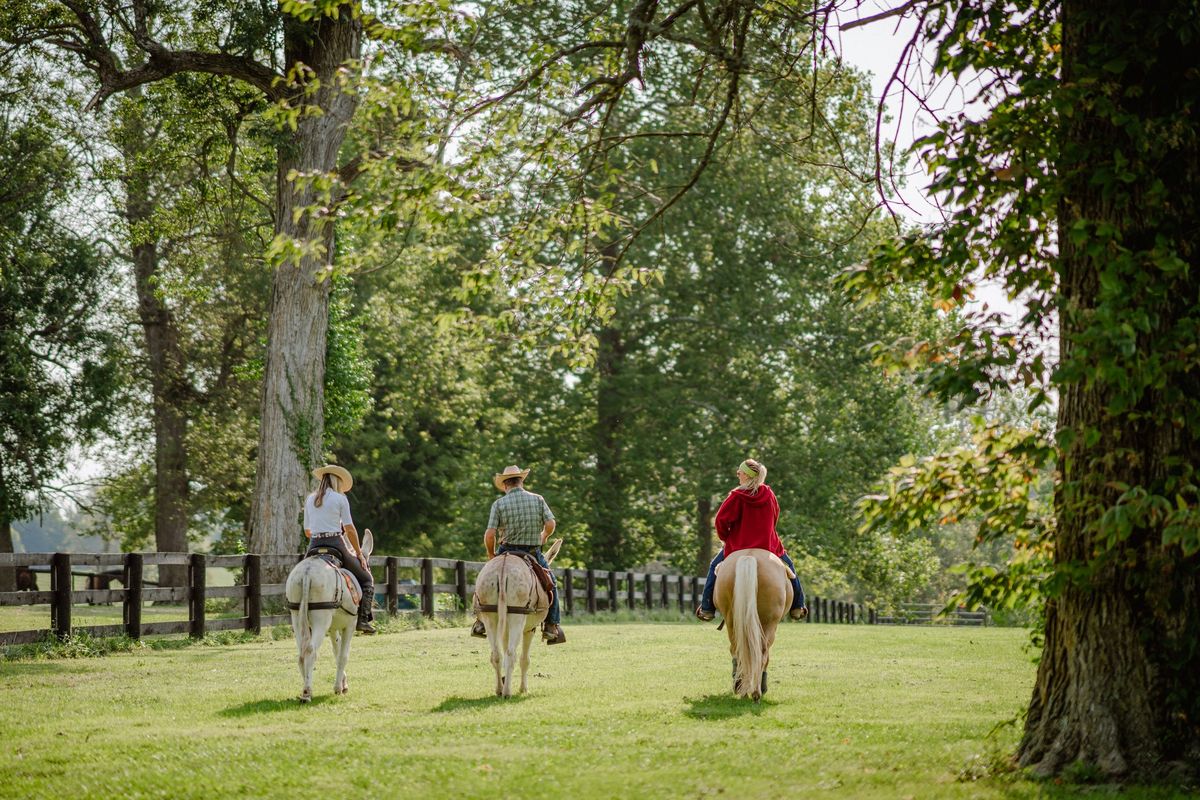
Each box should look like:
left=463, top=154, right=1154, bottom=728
left=845, top=0, right=1200, bottom=779
left=0, top=106, right=121, bottom=590
left=2, top=1, right=449, bottom=568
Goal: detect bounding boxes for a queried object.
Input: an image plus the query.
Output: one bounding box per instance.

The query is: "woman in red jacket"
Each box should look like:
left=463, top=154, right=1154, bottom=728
left=696, top=458, right=807, bottom=621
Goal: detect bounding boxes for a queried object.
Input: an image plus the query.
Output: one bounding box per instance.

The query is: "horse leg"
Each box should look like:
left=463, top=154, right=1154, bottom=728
left=518, top=623, right=536, bottom=694
left=301, top=611, right=333, bottom=702
left=333, top=619, right=353, bottom=695
left=501, top=614, right=523, bottom=698
left=291, top=611, right=309, bottom=700
left=485, top=615, right=503, bottom=696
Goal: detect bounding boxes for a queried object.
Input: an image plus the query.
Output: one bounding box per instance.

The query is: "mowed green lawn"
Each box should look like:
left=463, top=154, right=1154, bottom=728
left=0, top=622, right=1179, bottom=799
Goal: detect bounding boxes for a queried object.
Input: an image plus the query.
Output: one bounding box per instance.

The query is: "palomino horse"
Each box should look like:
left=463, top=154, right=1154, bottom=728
left=713, top=548, right=792, bottom=701
left=473, top=539, right=562, bottom=697
left=285, top=530, right=374, bottom=703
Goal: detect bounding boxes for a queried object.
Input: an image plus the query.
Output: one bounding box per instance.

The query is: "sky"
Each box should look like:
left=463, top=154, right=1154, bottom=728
left=835, top=4, right=1021, bottom=316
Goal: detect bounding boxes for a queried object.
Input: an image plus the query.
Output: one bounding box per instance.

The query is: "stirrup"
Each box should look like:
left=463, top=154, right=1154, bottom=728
left=542, top=624, right=566, bottom=645
left=356, top=617, right=377, bottom=635
left=695, top=605, right=715, bottom=621
left=470, top=619, right=487, bottom=638
left=789, top=606, right=808, bottom=621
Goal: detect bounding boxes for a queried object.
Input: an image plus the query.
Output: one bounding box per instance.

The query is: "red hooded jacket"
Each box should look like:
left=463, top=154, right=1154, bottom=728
left=714, top=484, right=786, bottom=558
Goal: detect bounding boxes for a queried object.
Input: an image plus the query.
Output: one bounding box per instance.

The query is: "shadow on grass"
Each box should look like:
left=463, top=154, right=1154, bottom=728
left=219, top=695, right=335, bottom=716
left=433, top=694, right=529, bottom=713
left=684, top=693, right=776, bottom=720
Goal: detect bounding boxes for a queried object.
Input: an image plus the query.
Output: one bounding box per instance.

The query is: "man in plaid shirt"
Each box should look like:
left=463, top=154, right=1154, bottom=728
left=470, top=465, right=566, bottom=644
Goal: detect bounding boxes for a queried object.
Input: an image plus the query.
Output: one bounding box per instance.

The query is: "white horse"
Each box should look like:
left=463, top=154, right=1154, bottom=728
left=473, top=539, right=561, bottom=697
left=714, top=548, right=792, bottom=701
left=285, top=530, right=374, bottom=703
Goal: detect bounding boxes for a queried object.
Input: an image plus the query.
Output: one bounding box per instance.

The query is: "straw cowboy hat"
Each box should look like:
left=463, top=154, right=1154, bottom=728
left=493, top=464, right=530, bottom=492
left=312, top=464, right=353, bottom=492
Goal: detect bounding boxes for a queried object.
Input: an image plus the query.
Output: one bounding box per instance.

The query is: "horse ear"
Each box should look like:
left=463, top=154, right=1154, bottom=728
left=362, top=529, right=374, bottom=558
left=544, top=538, right=562, bottom=564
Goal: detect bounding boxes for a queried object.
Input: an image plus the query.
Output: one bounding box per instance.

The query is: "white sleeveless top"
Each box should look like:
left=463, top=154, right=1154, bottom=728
left=304, top=490, right=353, bottom=535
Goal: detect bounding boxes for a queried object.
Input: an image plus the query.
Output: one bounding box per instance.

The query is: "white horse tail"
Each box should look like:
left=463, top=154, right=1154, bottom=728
left=298, top=571, right=312, bottom=653
left=496, top=557, right=508, bottom=646
left=732, top=555, right=765, bottom=699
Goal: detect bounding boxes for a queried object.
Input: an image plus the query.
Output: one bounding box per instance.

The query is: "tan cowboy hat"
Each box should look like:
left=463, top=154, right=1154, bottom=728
left=493, top=464, right=530, bottom=492
left=312, top=464, right=353, bottom=493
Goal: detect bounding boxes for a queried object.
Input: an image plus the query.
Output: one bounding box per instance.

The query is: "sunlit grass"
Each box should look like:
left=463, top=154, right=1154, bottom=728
left=0, top=622, right=1186, bottom=798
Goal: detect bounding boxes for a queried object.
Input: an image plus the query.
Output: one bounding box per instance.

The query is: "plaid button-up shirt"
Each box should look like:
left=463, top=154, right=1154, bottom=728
left=487, top=487, right=555, bottom=547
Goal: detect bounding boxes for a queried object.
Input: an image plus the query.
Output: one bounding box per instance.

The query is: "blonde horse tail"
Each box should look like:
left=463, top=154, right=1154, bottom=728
left=732, top=555, right=764, bottom=699
left=298, top=571, right=312, bottom=653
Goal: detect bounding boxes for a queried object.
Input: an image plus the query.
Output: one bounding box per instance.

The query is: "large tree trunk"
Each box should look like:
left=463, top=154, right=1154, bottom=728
left=119, top=94, right=190, bottom=589
left=1018, top=0, right=1200, bottom=778
left=591, top=310, right=627, bottom=569
left=249, top=11, right=362, bottom=573
left=695, top=495, right=714, bottom=578
left=0, top=518, right=14, bottom=593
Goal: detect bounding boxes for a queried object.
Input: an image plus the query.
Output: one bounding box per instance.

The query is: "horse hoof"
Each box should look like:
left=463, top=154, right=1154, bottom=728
left=299, top=694, right=312, bottom=704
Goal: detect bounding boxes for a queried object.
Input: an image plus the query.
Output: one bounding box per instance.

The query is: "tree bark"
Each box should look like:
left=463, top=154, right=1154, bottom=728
left=0, top=518, right=14, bottom=593
left=248, top=10, right=362, bottom=575
left=1018, top=0, right=1200, bottom=778
left=695, top=495, right=714, bottom=577
left=591, top=238, right=628, bottom=570
left=591, top=322, right=626, bottom=569
left=119, top=95, right=190, bottom=589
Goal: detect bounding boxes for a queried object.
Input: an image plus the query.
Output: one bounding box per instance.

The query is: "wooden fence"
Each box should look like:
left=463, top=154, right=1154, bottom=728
left=874, top=602, right=990, bottom=626
left=0, top=551, right=878, bottom=646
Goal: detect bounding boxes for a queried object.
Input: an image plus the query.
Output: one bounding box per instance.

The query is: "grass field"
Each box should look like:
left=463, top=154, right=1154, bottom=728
left=0, top=620, right=1189, bottom=799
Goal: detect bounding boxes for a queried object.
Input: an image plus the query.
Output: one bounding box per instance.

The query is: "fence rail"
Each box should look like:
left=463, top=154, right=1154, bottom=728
left=1, top=551, right=906, bottom=645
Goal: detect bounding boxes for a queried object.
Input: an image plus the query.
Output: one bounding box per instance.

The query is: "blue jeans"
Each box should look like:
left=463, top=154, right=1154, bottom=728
left=497, top=544, right=560, bottom=625
left=700, top=550, right=805, bottom=613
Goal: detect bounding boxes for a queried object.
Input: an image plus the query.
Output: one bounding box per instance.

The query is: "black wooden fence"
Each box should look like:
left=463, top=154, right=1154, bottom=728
left=0, top=551, right=876, bottom=646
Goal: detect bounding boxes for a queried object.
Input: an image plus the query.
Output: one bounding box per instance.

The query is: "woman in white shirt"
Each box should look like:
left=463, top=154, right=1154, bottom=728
left=303, top=464, right=376, bottom=634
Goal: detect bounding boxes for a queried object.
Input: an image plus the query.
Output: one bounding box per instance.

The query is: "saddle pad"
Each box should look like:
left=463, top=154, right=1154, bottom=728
left=338, top=569, right=363, bottom=608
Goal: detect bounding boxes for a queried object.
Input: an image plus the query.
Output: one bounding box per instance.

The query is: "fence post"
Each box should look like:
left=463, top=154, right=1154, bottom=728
left=608, top=571, right=618, bottom=613
left=691, top=577, right=700, bottom=612
left=563, top=569, right=574, bottom=616
left=627, top=572, right=636, bottom=610
left=244, top=554, right=261, bottom=635
left=850, top=603, right=856, bottom=624
left=660, top=574, right=669, bottom=608
left=455, top=560, right=468, bottom=611
left=386, top=557, right=398, bottom=616
left=420, top=558, right=434, bottom=618
left=189, top=553, right=206, bottom=639
left=585, top=569, right=597, bottom=614
left=124, top=552, right=143, bottom=639
left=50, top=553, right=72, bottom=640
left=673, top=574, right=682, bottom=613
left=869, top=607, right=877, bottom=625
left=644, top=573, right=654, bottom=609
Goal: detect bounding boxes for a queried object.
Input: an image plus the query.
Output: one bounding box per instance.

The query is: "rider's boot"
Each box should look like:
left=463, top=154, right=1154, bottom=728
left=542, top=622, right=566, bottom=645
left=695, top=604, right=715, bottom=621
left=470, top=618, right=486, bottom=638
left=789, top=605, right=808, bottom=621
left=356, top=603, right=377, bottom=635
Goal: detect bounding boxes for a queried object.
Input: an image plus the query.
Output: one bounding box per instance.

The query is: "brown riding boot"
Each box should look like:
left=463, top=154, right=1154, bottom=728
left=542, top=623, right=566, bottom=645
left=470, top=619, right=486, bottom=638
